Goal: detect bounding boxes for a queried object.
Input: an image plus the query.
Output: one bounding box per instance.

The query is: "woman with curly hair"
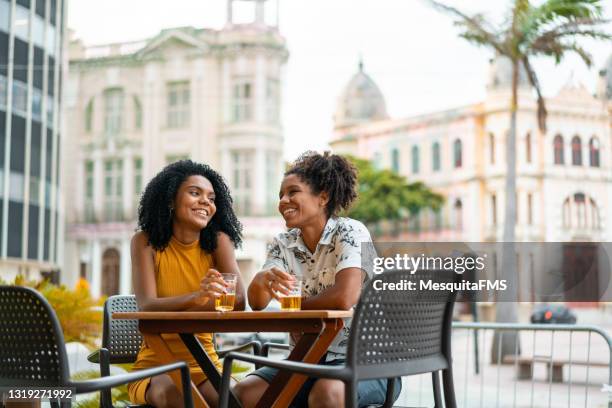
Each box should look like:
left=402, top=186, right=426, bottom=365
left=128, top=160, right=244, bottom=408
left=233, top=152, right=402, bottom=408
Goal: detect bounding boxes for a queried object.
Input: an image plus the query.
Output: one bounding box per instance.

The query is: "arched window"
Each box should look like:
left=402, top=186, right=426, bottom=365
left=133, top=96, right=142, bottom=131
left=432, top=142, right=440, bottom=172
left=102, top=248, right=120, bottom=296
left=553, top=134, right=564, bottom=165
left=571, top=136, right=582, bottom=166
left=574, top=193, right=586, bottom=227
left=391, top=148, right=400, bottom=173
left=454, top=199, right=463, bottom=231
left=489, top=133, right=495, bottom=164
left=85, top=98, right=94, bottom=133
left=411, top=145, right=419, bottom=174
left=453, top=139, right=462, bottom=168
left=589, top=137, right=600, bottom=167
left=104, top=88, right=124, bottom=136
left=562, top=197, right=571, bottom=228
left=525, top=132, right=532, bottom=163
left=589, top=198, right=600, bottom=229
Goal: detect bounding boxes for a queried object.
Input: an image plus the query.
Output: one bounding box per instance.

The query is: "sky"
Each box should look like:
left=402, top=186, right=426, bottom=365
left=68, top=0, right=612, bottom=161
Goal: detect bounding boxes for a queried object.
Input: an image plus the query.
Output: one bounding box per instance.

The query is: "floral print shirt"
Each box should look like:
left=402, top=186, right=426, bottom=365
left=262, top=217, right=374, bottom=360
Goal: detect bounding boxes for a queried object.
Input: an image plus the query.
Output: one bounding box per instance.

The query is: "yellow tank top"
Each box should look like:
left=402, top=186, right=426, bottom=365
left=132, top=236, right=221, bottom=373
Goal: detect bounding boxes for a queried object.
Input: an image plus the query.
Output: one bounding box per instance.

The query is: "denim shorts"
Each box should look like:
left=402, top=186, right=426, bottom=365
left=247, top=357, right=402, bottom=408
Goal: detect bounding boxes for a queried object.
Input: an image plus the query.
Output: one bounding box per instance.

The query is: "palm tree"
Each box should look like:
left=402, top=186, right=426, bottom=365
left=427, top=0, right=610, bottom=362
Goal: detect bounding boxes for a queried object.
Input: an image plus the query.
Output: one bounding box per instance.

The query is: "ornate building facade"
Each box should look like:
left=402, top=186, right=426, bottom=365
left=63, top=0, right=287, bottom=297
left=331, top=56, right=612, bottom=301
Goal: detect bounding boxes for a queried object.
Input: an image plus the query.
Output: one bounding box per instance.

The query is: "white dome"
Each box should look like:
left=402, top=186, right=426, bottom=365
left=487, top=55, right=530, bottom=90
left=334, top=61, right=389, bottom=129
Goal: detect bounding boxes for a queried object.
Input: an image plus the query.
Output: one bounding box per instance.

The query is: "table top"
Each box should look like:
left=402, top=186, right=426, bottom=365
left=113, top=310, right=353, bottom=320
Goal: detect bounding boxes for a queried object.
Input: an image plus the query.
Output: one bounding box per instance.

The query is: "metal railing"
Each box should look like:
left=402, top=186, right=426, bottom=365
left=398, top=322, right=612, bottom=408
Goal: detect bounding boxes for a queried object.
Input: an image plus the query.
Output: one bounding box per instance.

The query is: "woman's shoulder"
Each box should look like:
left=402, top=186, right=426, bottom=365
left=131, top=231, right=154, bottom=251
left=332, top=217, right=372, bottom=243
left=273, top=228, right=300, bottom=247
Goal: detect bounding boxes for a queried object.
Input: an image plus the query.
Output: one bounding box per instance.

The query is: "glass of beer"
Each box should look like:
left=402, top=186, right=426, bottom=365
left=279, top=275, right=303, bottom=311
left=215, top=273, right=237, bottom=312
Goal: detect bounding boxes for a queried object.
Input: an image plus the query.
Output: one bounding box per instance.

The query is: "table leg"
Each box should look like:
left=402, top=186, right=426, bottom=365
left=143, top=333, right=209, bottom=408
left=256, top=318, right=344, bottom=408
left=179, top=333, right=242, bottom=408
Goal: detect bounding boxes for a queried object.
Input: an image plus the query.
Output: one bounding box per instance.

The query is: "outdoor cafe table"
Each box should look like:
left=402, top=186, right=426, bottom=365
left=113, top=310, right=353, bottom=408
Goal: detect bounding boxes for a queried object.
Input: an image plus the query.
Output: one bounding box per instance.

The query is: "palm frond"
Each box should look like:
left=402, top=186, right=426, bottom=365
left=424, top=1, right=506, bottom=53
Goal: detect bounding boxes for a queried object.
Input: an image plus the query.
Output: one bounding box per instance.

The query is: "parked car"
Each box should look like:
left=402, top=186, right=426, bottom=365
left=530, top=304, right=577, bottom=324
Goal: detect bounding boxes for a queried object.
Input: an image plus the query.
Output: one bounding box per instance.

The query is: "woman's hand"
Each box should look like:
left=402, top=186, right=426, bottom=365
left=258, top=267, right=294, bottom=300
left=195, top=268, right=228, bottom=305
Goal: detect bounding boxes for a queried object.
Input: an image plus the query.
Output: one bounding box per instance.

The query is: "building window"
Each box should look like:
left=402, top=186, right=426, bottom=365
left=590, top=198, right=600, bottom=229
left=571, top=136, right=582, bottom=166
left=84, top=160, right=95, bottom=222
left=0, top=75, right=6, bottom=109
left=134, top=158, right=143, bottom=213
left=553, top=134, right=564, bottom=164
left=266, top=78, right=280, bottom=123
left=85, top=99, right=94, bottom=133
left=104, top=88, right=124, bottom=136
left=432, top=142, right=440, bottom=172
left=391, top=148, right=400, bottom=173
left=491, top=194, right=497, bottom=226
left=454, top=199, right=463, bottom=231
left=167, top=81, right=190, bottom=128
left=562, top=197, right=571, bottom=228
left=32, top=88, right=42, bottom=121
left=12, top=80, right=28, bottom=117
left=166, top=154, right=189, bottom=164
left=489, top=133, right=495, bottom=164
left=231, top=150, right=253, bottom=215
left=589, top=137, right=600, bottom=167
left=411, top=145, right=419, bottom=174
left=527, top=193, right=533, bottom=225
left=103, top=159, right=123, bottom=222
left=453, top=139, right=462, bottom=168
left=525, top=132, right=532, bottom=163
left=265, top=151, right=277, bottom=215
left=46, top=25, right=56, bottom=57
left=574, top=193, right=586, bottom=228
left=232, top=79, right=253, bottom=123
left=134, top=96, right=142, bottom=130
left=0, top=1, right=9, bottom=33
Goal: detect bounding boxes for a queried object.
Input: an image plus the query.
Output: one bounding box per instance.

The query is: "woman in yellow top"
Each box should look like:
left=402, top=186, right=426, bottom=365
left=128, top=160, right=245, bottom=408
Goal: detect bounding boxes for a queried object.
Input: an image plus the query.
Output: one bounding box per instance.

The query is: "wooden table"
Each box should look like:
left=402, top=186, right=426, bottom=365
left=113, top=310, right=352, bottom=408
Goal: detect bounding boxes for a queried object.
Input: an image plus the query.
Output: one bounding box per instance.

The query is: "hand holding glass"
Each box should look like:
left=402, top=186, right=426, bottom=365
left=279, top=275, right=303, bottom=311
left=215, top=273, right=237, bottom=311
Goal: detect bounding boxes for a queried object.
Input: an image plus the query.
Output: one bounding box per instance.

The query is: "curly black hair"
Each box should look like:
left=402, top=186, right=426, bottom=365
left=137, top=160, right=242, bottom=252
left=285, top=151, right=358, bottom=217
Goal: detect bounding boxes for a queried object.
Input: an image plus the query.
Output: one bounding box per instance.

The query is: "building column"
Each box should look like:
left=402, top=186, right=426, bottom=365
left=119, top=238, right=131, bottom=295
left=91, top=240, right=101, bottom=298
left=254, top=147, right=266, bottom=215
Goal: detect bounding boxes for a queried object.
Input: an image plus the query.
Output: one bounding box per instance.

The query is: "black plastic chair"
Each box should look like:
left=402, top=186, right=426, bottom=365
left=219, top=269, right=459, bottom=408
left=0, top=285, right=193, bottom=408
left=88, top=294, right=262, bottom=408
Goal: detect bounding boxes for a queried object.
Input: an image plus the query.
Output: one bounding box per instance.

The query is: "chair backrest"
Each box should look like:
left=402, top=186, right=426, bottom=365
left=102, top=294, right=143, bottom=364
left=0, top=285, right=70, bottom=386
left=347, top=269, right=458, bottom=380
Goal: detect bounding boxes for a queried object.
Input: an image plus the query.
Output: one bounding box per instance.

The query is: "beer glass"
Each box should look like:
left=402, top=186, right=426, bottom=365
left=279, top=275, right=303, bottom=311
left=215, top=273, right=237, bottom=311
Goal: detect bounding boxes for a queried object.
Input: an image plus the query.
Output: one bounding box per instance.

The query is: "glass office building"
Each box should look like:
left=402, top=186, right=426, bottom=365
left=0, top=0, right=64, bottom=279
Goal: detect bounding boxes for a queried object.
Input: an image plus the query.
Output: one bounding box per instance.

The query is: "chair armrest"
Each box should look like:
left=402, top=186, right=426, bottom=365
left=69, top=361, right=191, bottom=396
left=87, top=349, right=100, bottom=364
left=217, top=340, right=262, bottom=358
left=261, top=342, right=290, bottom=357
left=218, top=351, right=351, bottom=408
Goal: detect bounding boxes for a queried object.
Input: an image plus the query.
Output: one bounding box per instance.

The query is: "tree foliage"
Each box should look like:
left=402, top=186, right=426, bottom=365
left=346, top=156, right=444, bottom=224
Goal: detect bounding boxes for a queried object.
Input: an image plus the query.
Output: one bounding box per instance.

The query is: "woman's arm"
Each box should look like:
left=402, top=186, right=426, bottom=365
left=131, top=232, right=226, bottom=311
left=210, top=232, right=246, bottom=311
left=300, top=268, right=363, bottom=310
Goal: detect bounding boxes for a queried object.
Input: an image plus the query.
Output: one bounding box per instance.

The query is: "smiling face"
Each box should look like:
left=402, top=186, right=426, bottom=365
left=172, top=175, right=216, bottom=233
left=278, top=174, right=328, bottom=229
